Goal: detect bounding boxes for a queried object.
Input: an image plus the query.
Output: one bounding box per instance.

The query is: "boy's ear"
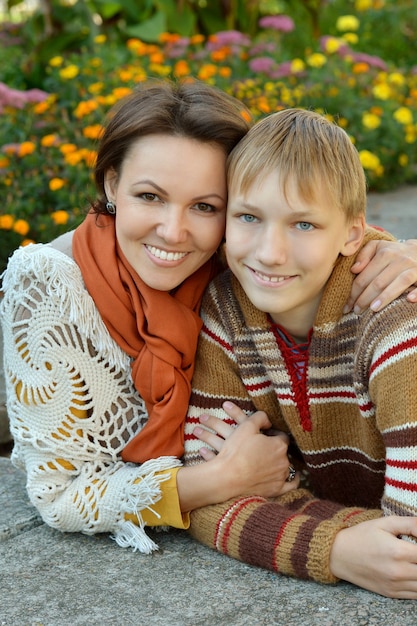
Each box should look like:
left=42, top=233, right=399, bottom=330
left=340, top=215, right=366, bottom=257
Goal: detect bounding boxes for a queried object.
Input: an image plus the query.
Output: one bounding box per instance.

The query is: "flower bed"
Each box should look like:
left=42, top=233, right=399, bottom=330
left=0, top=4, right=416, bottom=273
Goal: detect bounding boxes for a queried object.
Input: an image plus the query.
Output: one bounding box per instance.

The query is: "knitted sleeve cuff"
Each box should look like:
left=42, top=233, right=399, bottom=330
left=188, top=489, right=382, bottom=585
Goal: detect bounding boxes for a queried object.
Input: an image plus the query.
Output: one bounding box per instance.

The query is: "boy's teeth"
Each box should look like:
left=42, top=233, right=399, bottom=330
left=147, top=246, right=187, bottom=261
left=256, top=270, right=286, bottom=282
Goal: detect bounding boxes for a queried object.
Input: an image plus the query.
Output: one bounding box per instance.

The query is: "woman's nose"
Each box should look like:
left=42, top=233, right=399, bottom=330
left=156, top=208, right=188, bottom=243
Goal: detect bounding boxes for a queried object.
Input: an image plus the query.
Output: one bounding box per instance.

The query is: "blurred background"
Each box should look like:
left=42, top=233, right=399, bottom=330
left=0, top=0, right=416, bottom=274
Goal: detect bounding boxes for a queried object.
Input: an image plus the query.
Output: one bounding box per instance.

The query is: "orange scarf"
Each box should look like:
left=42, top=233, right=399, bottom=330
left=73, top=212, right=217, bottom=463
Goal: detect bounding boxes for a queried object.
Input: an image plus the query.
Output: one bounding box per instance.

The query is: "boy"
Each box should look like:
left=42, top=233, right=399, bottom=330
left=183, top=109, right=417, bottom=598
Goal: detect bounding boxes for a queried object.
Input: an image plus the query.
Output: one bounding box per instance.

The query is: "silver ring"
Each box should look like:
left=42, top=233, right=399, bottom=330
left=286, top=465, right=296, bottom=482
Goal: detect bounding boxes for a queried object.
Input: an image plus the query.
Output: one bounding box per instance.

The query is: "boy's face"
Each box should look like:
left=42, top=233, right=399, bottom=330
left=226, top=172, right=365, bottom=341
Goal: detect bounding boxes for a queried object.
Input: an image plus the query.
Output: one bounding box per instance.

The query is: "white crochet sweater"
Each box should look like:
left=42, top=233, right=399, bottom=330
left=0, top=240, right=181, bottom=553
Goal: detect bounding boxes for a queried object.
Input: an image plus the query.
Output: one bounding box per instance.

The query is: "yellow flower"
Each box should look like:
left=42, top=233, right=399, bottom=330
left=18, top=142, right=36, bottom=157
left=399, top=154, right=409, bottom=167
left=355, top=0, right=372, bottom=9
left=291, top=58, right=305, bottom=73
left=0, top=214, right=14, bottom=229
left=94, top=34, right=106, bottom=44
left=49, top=177, right=65, bottom=191
left=82, top=124, right=104, bottom=140
left=393, top=107, right=413, bottom=125
left=0, top=156, right=9, bottom=168
left=21, top=238, right=36, bottom=247
left=13, top=219, right=30, bottom=236
left=88, top=82, right=104, bottom=95
left=342, top=33, right=359, bottom=45
left=59, top=65, right=79, bottom=80
left=49, top=56, right=63, bottom=67
left=51, top=210, right=70, bottom=225
left=372, top=83, right=391, bottom=100
left=336, top=15, right=360, bottom=31
left=359, top=150, right=381, bottom=171
left=362, top=112, right=381, bottom=129
left=388, top=72, right=405, bottom=86
left=306, top=53, right=327, bottom=68
left=41, top=134, right=57, bottom=147
left=324, top=37, right=343, bottom=54
left=91, top=58, right=102, bottom=69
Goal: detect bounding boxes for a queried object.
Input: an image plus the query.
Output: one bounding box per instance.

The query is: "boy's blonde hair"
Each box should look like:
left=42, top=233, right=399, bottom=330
left=227, top=108, right=367, bottom=221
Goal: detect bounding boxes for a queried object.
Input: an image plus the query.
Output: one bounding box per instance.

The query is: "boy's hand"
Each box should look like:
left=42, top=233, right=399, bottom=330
left=330, top=516, right=417, bottom=598
left=345, top=239, right=417, bottom=314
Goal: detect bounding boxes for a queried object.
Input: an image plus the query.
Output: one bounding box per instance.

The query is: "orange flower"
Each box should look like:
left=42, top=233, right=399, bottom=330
left=49, top=177, right=65, bottom=191
left=352, top=62, right=369, bottom=74
left=82, top=124, right=104, bottom=140
left=60, top=143, right=77, bottom=155
left=41, top=134, right=58, bottom=147
left=197, top=64, right=217, bottom=80
left=174, top=60, right=190, bottom=77
left=51, top=210, right=69, bottom=225
left=13, top=219, right=30, bottom=236
left=0, top=214, right=14, bottom=229
left=150, top=52, right=164, bottom=64
left=18, top=141, right=36, bottom=157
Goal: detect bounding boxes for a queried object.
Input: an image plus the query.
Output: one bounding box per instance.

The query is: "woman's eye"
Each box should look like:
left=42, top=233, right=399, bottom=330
left=140, top=192, right=159, bottom=202
left=296, top=221, right=314, bottom=231
left=194, top=202, right=216, bottom=213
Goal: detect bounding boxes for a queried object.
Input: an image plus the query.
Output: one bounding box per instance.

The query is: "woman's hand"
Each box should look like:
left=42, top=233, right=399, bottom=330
left=345, top=239, right=417, bottom=314
left=194, top=401, right=299, bottom=497
left=330, top=516, right=417, bottom=599
left=177, top=402, right=298, bottom=512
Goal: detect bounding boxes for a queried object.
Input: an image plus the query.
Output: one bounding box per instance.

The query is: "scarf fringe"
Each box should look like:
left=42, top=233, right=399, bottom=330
left=2, top=243, right=129, bottom=370
left=114, top=456, right=182, bottom=553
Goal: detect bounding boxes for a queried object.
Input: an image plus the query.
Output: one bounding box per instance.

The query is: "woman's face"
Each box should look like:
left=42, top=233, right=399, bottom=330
left=105, top=134, right=227, bottom=291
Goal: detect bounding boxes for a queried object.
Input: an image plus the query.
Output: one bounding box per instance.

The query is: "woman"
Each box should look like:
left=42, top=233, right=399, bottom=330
left=1, top=79, right=417, bottom=553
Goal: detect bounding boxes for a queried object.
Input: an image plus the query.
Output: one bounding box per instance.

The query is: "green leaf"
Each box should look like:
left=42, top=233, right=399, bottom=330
left=124, top=11, right=166, bottom=41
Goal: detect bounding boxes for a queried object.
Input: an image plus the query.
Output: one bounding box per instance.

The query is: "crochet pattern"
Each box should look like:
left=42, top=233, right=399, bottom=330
left=1, top=244, right=181, bottom=552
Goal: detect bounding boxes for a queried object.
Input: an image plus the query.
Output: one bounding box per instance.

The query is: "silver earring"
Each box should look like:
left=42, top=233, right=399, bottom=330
left=106, top=200, right=116, bottom=215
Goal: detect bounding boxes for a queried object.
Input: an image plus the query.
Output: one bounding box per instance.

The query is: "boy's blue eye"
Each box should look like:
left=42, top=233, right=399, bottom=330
left=296, top=221, right=314, bottom=231
left=241, top=214, right=257, bottom=223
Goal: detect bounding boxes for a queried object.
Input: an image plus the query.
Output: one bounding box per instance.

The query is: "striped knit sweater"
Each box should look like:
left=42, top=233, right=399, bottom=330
left=183, top=229, right=417, bottom=584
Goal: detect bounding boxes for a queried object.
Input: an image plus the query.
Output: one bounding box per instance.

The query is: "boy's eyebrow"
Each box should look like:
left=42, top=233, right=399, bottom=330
left=231, top=199, right=317, bottom=219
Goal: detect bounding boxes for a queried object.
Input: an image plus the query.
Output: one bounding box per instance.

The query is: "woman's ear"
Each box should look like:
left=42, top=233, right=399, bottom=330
left=340, top=215, right=366, bottom=257
left=104, top=168, right=118, bottom=202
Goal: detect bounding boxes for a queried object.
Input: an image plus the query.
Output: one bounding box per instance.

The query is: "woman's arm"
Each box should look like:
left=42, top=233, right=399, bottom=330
left=0, top=245, right=183, bottom=552
left=346, top=238, right=417, bottom=312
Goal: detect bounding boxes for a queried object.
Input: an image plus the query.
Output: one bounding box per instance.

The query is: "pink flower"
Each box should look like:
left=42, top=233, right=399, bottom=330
left=259, top=15, right=295, bottom=33
left=207, top=30, right=251, bottom=50
left=0, top=82, right=49, bottom=113
left=249, top=57, right=275, bottom=73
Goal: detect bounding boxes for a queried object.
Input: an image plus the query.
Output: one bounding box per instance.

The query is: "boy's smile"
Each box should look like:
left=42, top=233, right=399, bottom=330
left=226, top=172, right=365, bottom=342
